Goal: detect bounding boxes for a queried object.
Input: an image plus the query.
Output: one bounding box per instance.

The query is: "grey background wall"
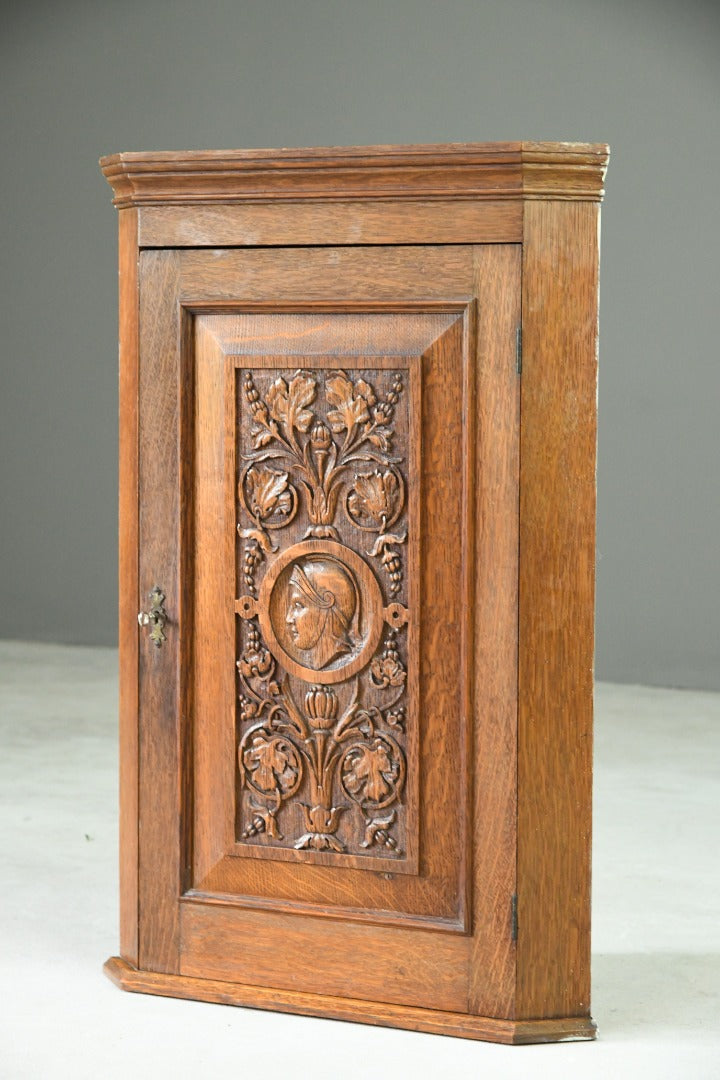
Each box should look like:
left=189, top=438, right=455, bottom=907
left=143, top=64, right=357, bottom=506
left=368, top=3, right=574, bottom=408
left=1, top=0, right=718, bottom=689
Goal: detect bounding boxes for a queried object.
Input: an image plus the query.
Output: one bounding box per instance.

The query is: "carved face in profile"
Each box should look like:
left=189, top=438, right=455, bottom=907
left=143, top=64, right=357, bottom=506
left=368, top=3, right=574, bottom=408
left=285, top=557, right=358, bottom=669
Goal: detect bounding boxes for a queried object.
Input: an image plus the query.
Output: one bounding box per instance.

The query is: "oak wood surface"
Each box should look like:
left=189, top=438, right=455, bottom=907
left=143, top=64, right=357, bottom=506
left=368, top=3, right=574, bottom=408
left=137, top=251, right=183, bottom=974
left=179, top=904, right=469, bottom=1011
left=105, top=957, right=597, bottom=1044
left=100, top=141, right=608, bottom=208
left=468, top=244, right=521, bottom=1019
left=516, top=200, right=599, bottom=1019
left=117, top=209, right=139, bottom=966
left=137, top=200, right=522, bottom=247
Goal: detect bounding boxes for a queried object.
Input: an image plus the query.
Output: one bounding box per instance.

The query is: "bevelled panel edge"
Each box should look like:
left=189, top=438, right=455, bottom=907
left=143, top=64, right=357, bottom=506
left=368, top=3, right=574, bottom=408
left=99, top=142, right=609, bottom=208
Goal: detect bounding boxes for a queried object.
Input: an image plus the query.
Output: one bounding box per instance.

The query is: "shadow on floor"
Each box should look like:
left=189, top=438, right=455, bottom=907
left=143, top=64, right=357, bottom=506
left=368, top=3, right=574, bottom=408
left=593, top=952, right=719, bottom=1037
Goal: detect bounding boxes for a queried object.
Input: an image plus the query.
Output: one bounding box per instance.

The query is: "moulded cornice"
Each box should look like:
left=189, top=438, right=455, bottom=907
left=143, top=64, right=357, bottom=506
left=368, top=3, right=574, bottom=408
left=100, top=141, right=608, bottom=208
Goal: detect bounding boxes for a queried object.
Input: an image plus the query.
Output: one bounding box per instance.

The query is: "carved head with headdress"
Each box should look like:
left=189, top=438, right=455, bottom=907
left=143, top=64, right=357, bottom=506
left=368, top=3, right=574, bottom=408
left=285, top=557, right=359, bottom=669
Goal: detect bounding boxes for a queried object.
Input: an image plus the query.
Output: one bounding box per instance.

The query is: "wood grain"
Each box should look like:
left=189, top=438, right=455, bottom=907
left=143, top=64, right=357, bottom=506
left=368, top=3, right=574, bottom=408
left=516, top=200, right=600, bottom=1019
left=137, top=200, right=522, bottom=247
left=100, top=141, right=608, bottom=208
left=105, top=957, right=597, bottom=1044
left=179, top=903, right=469, bottom=1012
left=468, top=244, right=521, bottom=1019
left=117, top=208, right=139, bottom=966
left=137, top=250, right=183, bottom=974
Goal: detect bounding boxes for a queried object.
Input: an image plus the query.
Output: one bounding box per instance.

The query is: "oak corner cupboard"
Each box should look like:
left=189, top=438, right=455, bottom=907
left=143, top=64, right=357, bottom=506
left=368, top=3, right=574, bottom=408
left=100, top=140, right=608, bottom=1045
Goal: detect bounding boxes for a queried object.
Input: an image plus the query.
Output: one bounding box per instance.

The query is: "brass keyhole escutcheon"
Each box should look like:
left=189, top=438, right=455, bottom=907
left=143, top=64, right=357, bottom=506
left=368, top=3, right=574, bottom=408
left=137, top=585, right=168, bottom=647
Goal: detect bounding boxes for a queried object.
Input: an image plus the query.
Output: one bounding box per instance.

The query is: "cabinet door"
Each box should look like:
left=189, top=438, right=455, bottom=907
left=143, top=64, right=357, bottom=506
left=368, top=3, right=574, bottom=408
left=135, top=244, right=520, bottom=1017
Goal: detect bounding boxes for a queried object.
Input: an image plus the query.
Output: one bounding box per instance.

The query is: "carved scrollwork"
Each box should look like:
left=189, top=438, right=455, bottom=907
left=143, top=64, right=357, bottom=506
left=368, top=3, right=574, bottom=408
left=236, top=365, right=412, bottom=859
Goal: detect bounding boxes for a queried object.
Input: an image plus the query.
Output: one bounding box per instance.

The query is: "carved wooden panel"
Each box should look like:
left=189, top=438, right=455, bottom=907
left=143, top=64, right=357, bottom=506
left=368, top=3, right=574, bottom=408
left=234, top=358, right=418, bottom=867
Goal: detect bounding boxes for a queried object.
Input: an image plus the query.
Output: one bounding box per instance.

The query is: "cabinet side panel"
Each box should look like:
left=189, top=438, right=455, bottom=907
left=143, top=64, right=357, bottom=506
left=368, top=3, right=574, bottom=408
left=517, top=200, right=599, bottom=1018
left=118, top=208, right=139, bottom=966
left=468, top=244, right=521, bottom=1017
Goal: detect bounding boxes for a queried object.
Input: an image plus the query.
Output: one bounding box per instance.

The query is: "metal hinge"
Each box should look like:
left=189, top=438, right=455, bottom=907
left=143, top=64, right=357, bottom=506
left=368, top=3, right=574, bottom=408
left=511, top=893, right=518, bottom=941
left=515, top=325, right=522, bottom=376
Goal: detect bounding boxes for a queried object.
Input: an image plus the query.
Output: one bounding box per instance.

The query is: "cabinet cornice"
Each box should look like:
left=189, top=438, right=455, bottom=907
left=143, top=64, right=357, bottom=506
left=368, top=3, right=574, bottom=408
left=100, top=141, right=608, bottom=208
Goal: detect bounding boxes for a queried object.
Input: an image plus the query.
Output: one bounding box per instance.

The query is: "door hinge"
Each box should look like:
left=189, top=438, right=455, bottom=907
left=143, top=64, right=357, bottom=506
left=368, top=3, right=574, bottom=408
left=511, top=893, right=518, bottom=941
left=515, top=325, right=522, bottom=376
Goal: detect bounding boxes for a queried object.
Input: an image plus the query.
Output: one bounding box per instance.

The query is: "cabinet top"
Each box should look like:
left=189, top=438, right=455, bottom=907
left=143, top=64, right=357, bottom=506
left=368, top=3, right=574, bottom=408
left=100, top=141, right=608, bottom=208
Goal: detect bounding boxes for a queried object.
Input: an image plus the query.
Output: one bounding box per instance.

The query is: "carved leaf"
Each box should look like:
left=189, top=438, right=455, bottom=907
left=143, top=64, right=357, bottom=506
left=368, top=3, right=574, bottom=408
left=239, top=526, right=278, bottom=554
left=244, top=735, right=298, bottom=794
left=266, top=372, right=316, bottom=433
left=246, top=466, right=292, bottom=520
left=342, top=742, right=398, bottom=804
left=348, top=469, right=400, bottom=527
left=367, top=426, right=393, bottom=452
left=326, top=373, right=374, bottom=433
left=252, top=428, right=273, bottom=449
left=354, top=378, right=377, bottom=407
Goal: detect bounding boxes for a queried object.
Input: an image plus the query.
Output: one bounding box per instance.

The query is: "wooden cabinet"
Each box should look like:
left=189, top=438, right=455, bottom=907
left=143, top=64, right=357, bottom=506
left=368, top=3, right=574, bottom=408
left=100, top=142, right=608, bottom=1044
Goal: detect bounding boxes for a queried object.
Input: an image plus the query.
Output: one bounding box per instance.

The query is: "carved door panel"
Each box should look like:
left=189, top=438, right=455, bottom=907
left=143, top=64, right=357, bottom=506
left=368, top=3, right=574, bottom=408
left=137, top=245, right=520, bottom=1015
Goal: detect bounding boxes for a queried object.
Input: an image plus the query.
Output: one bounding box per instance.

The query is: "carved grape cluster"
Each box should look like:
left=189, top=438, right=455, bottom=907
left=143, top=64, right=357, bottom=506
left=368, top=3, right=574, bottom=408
left=243, top=539, right=262, bottom=596
left=382, top=548, right=402, bottom=595
left=243, top=372, right=268, bottom=421
left=372, top=374, right=404, bottom=424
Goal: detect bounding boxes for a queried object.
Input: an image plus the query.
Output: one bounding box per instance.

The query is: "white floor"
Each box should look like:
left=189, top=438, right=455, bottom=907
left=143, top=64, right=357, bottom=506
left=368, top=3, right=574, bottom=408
left=1, top=641, right=718, bottom=1080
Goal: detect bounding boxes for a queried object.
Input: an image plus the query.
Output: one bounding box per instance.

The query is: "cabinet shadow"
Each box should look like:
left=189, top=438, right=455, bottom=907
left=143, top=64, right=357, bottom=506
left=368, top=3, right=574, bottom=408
left=592, top=952, right=720, bottom=1037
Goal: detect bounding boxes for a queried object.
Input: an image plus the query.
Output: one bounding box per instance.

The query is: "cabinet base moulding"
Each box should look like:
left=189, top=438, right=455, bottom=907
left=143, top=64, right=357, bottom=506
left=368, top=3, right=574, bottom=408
left=103, top=956, right=597, bottom=1046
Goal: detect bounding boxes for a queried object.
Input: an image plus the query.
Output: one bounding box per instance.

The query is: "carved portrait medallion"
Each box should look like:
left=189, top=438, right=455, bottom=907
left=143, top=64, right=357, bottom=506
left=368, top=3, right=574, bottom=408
left=258, top=540, right=384, bottom=684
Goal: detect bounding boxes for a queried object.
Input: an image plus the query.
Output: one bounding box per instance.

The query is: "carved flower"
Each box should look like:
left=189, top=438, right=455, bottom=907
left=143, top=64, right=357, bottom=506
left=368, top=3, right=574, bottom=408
left=245, top=466, right=293, bottom=521
left=239, top=646, right=273, bottom=679
left=266, top=371, right=317, bottom=433
left=348, top=470, right=400, bottom=528
left=342, top=740, right=400, bottom=804
left=243, top=735, right=299, bottom=795
left=370, top=655, right=406, bottom=688
left=326, top=372, right=376, bottom=433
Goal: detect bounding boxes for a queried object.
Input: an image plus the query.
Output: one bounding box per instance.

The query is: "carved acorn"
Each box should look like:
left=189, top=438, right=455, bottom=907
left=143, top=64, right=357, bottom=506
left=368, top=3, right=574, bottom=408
left=304, top=685, right=338, bottom=730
